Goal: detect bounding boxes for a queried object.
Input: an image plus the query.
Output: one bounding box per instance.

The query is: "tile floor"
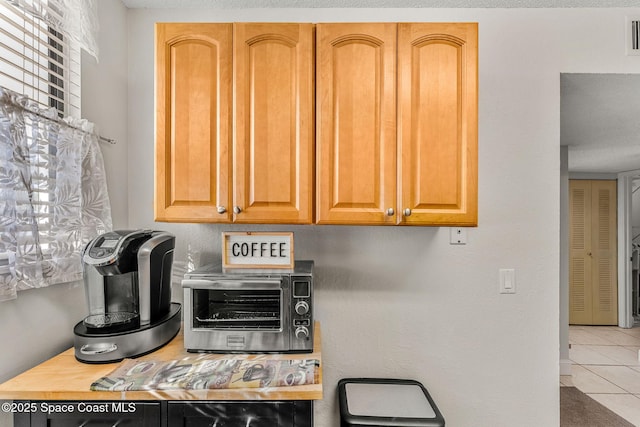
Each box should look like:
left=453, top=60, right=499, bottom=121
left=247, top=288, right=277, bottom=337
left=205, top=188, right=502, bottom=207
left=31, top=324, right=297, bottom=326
left=561, top=324, right=640, bottom=426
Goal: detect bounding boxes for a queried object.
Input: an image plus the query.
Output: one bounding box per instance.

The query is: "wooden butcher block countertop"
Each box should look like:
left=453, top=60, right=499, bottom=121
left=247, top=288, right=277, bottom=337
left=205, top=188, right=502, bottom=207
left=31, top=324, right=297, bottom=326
left=0, top=323, right=322, bottom=401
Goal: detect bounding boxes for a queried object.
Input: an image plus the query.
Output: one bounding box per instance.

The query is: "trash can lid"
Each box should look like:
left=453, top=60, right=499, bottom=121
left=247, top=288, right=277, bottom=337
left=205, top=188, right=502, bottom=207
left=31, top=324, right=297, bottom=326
left=344, top=382, right=436, bottom=418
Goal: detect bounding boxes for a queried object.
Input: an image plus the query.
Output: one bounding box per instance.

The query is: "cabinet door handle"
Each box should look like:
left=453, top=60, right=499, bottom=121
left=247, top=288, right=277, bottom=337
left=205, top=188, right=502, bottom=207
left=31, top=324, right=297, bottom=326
left=217, top=206, right=227, bottom=214
left=403, top=208, right=412, bottom=217
left=233, top=206, right=242, bottom=214
left=386, top=208, right=395, bottom=216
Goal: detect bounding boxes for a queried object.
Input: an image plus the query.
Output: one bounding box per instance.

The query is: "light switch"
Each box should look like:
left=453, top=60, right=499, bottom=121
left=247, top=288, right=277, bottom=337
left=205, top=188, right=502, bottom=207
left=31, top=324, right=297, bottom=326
left=499, top=269, right=516, bottom=294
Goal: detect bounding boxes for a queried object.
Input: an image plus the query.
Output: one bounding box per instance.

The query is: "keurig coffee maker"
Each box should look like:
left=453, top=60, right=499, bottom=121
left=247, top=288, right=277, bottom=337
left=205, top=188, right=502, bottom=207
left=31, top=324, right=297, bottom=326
left=73, top=230, right=181, bottom=363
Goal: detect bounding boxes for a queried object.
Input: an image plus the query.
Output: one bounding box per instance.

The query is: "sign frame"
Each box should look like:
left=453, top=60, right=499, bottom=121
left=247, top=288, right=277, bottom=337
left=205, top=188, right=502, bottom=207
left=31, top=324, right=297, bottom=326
left=222, top=231, right=294, bottom=270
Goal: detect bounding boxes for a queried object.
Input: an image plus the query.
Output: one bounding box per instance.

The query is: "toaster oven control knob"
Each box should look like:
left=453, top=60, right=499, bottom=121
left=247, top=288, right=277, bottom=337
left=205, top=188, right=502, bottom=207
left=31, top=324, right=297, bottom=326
left=295, top=301, right=309, bottom=315
left=295, top=326, right=309, bottom=340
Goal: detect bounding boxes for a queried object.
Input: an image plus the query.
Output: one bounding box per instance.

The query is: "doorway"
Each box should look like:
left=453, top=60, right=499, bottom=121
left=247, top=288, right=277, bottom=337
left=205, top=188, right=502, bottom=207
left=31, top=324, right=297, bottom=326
left=561, top=73, right=640, bottom=330
left=560, top=72, right=640, bottom=418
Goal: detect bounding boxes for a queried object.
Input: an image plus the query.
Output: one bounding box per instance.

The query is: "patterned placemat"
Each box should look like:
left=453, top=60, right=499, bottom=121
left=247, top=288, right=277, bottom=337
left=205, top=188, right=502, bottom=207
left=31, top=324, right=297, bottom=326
left=90, top=357, right=319, bottom=391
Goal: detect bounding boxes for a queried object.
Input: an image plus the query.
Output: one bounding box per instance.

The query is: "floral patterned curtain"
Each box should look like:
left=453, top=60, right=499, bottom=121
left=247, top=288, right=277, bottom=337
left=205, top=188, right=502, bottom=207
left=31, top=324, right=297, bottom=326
left=0, top=86, right=112, bottom=301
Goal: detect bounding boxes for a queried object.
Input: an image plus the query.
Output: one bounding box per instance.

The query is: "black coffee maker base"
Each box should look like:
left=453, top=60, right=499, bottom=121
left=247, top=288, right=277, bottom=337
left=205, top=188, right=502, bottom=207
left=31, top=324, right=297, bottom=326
left=73, top=303, right=182, bottom=364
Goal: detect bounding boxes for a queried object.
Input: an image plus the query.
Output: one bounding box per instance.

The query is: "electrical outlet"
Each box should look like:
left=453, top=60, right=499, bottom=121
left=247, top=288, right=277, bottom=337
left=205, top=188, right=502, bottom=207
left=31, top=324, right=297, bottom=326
left=450, top=227, right=467, bottom=245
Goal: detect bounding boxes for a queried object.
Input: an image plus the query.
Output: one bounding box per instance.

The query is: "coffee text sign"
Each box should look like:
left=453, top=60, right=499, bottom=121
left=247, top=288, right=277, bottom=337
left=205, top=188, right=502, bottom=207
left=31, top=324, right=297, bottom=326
left=222, top=232, right=294, bottom=270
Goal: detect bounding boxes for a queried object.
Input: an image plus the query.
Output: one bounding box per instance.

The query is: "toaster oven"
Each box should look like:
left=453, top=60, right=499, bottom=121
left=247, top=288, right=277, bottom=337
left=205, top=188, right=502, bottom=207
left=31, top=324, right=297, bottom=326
left=182, top=261, right=314, bottom=353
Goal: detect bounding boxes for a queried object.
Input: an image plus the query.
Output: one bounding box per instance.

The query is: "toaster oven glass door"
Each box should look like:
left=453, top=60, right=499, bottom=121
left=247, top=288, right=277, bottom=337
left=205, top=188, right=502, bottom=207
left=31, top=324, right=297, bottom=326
left=192, top=281, right=283, bottom=331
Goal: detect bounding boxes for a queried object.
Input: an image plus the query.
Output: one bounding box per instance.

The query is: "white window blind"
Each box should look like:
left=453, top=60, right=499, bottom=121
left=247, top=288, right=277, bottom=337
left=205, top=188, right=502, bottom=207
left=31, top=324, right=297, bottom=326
left=0, top=0, right=80, bottom=117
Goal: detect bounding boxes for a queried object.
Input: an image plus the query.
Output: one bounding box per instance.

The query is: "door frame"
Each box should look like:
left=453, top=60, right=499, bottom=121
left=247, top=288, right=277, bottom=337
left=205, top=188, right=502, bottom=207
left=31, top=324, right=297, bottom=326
left=617, top=170, right=640, bottom=328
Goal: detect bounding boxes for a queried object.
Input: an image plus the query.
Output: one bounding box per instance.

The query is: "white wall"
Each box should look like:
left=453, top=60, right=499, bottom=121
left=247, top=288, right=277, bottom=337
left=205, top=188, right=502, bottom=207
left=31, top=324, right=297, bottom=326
left=82, top=1, right=130, bottom=229
left=125, top=7, right=640, bottom=426
left=0, top=0, right=129, bottom=385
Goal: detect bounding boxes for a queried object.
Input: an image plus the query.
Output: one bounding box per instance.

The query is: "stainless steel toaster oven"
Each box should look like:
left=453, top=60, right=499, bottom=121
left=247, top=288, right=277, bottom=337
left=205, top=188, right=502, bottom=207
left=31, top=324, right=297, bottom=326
left=182, top=261, right=314, bottom=353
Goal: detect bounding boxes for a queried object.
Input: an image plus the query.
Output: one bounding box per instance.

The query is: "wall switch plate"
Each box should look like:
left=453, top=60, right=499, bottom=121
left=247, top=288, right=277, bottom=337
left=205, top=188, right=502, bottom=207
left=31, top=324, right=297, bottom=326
left=499, top=269, right=516, bottom=294
left=450, top=227, right=467, bottom=245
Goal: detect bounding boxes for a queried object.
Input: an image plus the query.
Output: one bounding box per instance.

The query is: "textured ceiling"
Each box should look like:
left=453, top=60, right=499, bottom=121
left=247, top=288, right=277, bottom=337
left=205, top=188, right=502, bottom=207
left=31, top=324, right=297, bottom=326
left=121, top=0, right=640, bottom=8
left=561, top=74, right=640, bottom=174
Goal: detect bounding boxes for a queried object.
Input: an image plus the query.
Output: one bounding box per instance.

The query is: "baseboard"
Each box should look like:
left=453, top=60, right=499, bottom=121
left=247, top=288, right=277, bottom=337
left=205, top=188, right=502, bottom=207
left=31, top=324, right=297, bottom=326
left=560, top=359, right=572, bottom=376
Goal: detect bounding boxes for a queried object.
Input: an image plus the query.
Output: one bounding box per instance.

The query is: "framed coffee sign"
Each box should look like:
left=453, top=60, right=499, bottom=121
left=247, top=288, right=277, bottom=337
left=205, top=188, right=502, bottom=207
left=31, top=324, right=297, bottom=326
left=222, top=232, right=294, bottom=270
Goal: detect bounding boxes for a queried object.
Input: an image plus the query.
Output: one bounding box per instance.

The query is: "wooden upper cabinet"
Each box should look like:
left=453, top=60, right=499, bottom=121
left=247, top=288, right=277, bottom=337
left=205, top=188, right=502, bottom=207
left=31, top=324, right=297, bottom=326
left=155, top=22, right=477, bottom=226
left=398, top=23, right=478, bottom=226
left=316, top=23, right=398, bottom=225
left=316, top=22, right=478, bottom=226
left=155, top=23, right=232, bottom=222
left=155, top=23, right=313, bottom=224
left=233, top=23, right=314, bottom=224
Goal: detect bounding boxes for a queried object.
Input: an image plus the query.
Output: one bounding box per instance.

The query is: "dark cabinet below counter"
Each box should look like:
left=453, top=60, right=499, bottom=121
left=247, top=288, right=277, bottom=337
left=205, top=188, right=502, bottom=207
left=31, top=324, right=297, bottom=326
left=12, top=400, right=312, bottom=427
left=168, top=400, right=312, bottom=427
left=13, top=401, right=162, bottom=427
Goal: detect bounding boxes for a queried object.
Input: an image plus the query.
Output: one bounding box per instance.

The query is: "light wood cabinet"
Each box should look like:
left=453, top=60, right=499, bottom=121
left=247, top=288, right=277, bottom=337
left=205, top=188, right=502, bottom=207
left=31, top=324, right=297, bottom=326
left=156, top=22, right=477, bottom=226
left=398, top=23, right=478, bottom=226
left=155, top=23, right=233, bottom=223
left=316, top=22, right=477, bottom=225
left=233, top=23, right=314, bottom=224
left=155, top=23, right=314, bottom=224
left=316, top=23, right=398, bottom=225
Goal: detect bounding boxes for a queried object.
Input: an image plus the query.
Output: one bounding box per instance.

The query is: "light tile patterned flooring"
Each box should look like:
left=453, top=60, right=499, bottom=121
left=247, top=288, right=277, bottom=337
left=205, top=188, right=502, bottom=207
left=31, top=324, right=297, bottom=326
left=561, top=324, right=640, bottom=426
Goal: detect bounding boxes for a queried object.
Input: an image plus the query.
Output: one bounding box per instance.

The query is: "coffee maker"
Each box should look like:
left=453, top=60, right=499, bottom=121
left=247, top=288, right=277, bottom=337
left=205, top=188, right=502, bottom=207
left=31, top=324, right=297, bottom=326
left=73, top=230, right=181, bottom=363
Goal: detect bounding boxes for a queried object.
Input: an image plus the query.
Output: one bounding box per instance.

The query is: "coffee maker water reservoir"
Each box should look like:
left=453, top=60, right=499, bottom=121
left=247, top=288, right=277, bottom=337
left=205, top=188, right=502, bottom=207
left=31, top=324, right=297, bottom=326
left=73, top=230, right=181, bottom=363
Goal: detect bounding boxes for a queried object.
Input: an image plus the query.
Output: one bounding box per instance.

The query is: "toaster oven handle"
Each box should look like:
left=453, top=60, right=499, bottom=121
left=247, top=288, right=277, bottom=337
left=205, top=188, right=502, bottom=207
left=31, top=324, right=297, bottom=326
left=181, top=279, right=282, bottom=289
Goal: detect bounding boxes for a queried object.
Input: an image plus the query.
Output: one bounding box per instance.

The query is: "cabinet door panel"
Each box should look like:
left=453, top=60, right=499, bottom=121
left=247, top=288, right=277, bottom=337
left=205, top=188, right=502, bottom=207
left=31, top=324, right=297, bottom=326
left=591, top=181, right=617, bottom=324
left=29, top=401, right=161, bottom=427
left=234, top=23, right=314, bottom=224
left=316, top=23, right=397, bottom=225
left=398, top=23, right=478, bottom=225
left=569, top=180, right=593, bottom=324
left=155, top=23, right=232, bottom=222
left=168, top=401, right=310, bottom=427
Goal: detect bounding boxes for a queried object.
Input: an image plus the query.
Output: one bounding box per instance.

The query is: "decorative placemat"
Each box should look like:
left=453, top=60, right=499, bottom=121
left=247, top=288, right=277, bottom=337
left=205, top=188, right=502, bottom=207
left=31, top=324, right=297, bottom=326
left=90, top=357, right=319, bottom=391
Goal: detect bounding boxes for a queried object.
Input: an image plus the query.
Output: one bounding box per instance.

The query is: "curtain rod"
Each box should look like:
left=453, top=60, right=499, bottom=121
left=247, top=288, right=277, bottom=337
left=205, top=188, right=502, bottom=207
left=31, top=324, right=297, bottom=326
left=0, top=97, right=116, bottom=145
left=28, top=109, right=115, bottom=145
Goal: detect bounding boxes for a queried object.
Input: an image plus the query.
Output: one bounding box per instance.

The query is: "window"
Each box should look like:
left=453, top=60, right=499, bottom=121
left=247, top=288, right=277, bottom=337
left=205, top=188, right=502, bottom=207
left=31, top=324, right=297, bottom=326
left=0, top=0, right=81, bottom=117
left=0, top=0, right=109, bottom=301
left=0, top=0, right=81, bottom=265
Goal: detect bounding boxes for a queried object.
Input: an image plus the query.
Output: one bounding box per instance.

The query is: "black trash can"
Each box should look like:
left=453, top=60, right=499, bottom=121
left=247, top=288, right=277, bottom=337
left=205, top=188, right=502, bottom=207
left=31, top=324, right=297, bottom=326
left=338, top=378, right=445, bottom=427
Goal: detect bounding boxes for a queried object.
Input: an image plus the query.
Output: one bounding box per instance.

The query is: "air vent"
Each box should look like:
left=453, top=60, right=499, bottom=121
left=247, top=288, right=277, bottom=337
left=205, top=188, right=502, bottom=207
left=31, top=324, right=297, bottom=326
left=627, top=16, right=640, bottom=56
